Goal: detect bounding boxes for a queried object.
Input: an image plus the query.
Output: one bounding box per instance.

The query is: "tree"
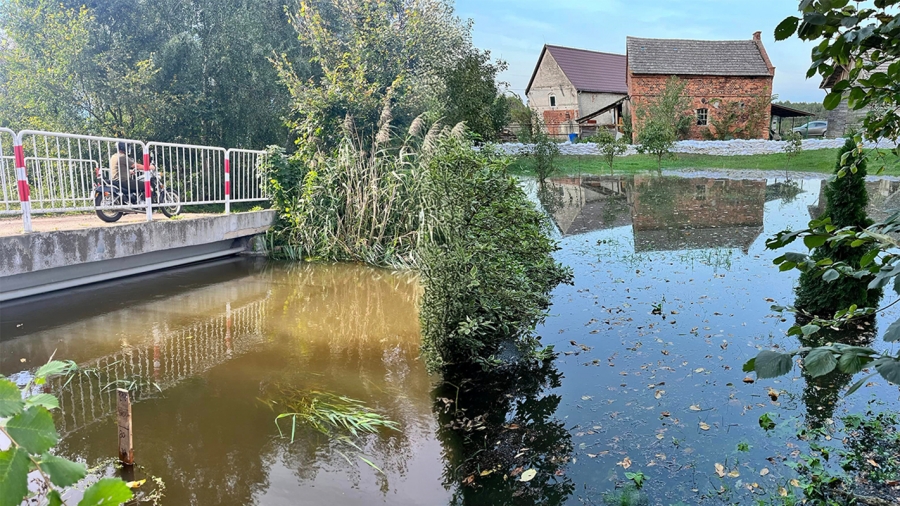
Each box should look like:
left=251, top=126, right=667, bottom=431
left=635, top=76, right=693, bottom=141
left=0, top=0, right=91, bottom=131
left=746, top=2, right=900, bottom=393
left=636, top=119, right=675, bottom=173
left=795, top=139, right=882, bottom=315
left=440, top=48, right=509, bottom=141
left=773, top=0, right=900, bottom=170
left=594, top=129, right=627, bottom=175
left=274, top=0, right=473, bottom=150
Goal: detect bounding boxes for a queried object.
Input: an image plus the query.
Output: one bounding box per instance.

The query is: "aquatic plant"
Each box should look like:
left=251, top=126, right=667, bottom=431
left=266, top=389, right=399, bottom=440
left=0, top=359, right=134, bottom=506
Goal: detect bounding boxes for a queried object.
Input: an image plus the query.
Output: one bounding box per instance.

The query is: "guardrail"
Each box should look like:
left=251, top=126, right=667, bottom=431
left=1, top=129, right=270, bottom=232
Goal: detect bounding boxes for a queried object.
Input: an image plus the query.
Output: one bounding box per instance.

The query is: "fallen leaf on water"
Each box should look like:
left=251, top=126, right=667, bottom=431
left=715, top=463, right=725, bottom=477
left=760, top=468, right=769, bottom=476
left=587, top=453, right=597, bottom=458
left=654, top=390, right=665, bottom=399
left=743, top=377, right=755, bottom=384
left=689, top=405, right=701, bottom=411
left=779, top=486, right=788, bottom=497
left=661, top=411, right=671, bottom=417
left=480, top=469, right=494, bottom=476
left=694, top=368, right=705, bottom=373
left=790, top=479, right=800, bottom=487
left=699, top=422, right=711, bottom=431
left=618, top=457, right=632, bottom=469
left=768, top=388, right=779, bottom=402
left=519, top=469, right=537, bottom=482
left=126, top=480, right=146, bottom=489
left=867, top=459, right=881, bottom=468
left=581, top=395, right=592, bottom=401
left=727, top=470, right=740, bottom=478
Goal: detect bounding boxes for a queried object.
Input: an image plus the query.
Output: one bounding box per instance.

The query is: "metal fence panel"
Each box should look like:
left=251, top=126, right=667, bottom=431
left=17, top=131, right=145, bottom=214
left=0, top=128, right=19, bottom=215
left=228, top=149, right=269, bottom=204
left=146, top=142, right=227, bottom=209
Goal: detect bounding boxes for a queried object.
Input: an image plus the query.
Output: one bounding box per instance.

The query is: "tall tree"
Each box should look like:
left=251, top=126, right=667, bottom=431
left=439, top=48, right=509, bottom=141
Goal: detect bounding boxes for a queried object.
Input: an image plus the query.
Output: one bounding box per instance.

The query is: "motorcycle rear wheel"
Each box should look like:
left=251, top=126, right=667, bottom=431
left=160, top=191, right=181, bottom=218
left=95, top=193, right=123, bottom=222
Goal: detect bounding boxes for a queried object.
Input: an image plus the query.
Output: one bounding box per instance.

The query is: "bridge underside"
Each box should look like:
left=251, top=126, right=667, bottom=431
left=0, top=210, right=274, bottom=301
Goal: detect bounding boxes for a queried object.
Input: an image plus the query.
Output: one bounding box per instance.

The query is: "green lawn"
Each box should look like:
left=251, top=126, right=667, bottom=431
left=509, top=148, right=900, bottom=176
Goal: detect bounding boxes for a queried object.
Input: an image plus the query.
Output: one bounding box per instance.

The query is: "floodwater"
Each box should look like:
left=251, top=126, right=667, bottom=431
left=2, top=172, right=900, bottom=505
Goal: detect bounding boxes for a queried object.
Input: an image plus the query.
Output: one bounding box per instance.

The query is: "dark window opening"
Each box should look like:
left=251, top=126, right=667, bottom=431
left=550, top=95, right=556, bottom=107
left=696, top=108, right=708, bottom=126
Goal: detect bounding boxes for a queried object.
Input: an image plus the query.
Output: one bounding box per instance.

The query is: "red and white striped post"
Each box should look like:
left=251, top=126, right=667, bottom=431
left=224, top=155, right=231, bottom=214
left=13, top=134, right=32, bottom=232
left=143, top=151, right=152, bottom=221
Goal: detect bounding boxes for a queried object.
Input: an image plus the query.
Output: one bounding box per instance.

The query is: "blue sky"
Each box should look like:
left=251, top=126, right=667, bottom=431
left=454, top=0, right=824, bottom=103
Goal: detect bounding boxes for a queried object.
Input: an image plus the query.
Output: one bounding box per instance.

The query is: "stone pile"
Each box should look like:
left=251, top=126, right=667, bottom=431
left=495, top=138, right=894, bottom=157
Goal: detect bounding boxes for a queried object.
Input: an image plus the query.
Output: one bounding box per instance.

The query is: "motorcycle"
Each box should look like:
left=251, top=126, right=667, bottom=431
left=93, top=157, right=181, bottom=223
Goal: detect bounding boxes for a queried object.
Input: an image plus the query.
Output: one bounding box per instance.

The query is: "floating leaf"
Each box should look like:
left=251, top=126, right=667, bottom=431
left=715, top=463, right=725, bottom=477
left=727, top=469, right=740, bottom=478
left=519, top=469, right=537, bottom=482
left=760, top=468, right=769, bottom=476
left=699, top=422, right=711, bottom=431
left=618, top=457, right=632, bottom=469
left=689, top=405, right=701, bottom=411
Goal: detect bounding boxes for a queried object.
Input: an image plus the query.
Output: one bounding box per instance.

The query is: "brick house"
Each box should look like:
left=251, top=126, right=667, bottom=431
left=526, top=45, right=629, bottom=139
left=626, top=32, right=776, bottom=140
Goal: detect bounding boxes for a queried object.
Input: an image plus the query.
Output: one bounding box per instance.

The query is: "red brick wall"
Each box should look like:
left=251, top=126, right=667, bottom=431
left=628, top=74, right=773, bottom=140
left=543, top=109, right=578, bottom=136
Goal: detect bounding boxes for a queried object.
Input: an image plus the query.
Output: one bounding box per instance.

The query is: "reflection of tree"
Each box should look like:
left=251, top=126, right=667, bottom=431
left=434, top=360, right=574, bottom=505
left=796, top=314, right=876, bottom=430
left=536, top=181, right=566, bottom=217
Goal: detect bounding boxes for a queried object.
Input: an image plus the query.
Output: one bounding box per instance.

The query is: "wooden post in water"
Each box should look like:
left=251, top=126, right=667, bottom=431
left=116, top=388, right=134, bottom=466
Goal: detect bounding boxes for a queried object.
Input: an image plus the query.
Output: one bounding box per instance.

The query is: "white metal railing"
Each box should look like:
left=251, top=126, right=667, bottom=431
left=1, top=129, right=270, bottom=232
left=0, top=128, right=17, bottom=214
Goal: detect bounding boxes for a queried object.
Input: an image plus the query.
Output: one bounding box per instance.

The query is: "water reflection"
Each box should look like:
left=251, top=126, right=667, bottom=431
left=1, top=260, right=448, bottom=506
left=539, top=175, right=770, bottom=253
left=433, top=361, right=574, bottom=505
left=809, top=178, right=900, bottom=222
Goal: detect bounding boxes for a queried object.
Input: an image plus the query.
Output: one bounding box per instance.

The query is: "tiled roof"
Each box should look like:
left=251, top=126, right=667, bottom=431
left=627, top=37, right=772, bottom=76
left=527, top=45, right=627, bottom=95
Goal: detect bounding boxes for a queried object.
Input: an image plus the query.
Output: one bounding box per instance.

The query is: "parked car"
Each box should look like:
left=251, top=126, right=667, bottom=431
left=792, top=121, right=828, bottom=137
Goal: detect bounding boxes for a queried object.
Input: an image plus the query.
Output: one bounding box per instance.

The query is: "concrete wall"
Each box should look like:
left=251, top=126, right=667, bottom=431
left=0, top=211, right=274, bottom=300
left=577, top=92, right=624, bottom=126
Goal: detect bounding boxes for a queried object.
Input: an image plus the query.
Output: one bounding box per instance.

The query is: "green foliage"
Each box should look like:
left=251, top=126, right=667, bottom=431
left=704, top=95, right=773, bottom=140
left=1, top=0, right=300, bottom=145
left=636, top=120, right=676, bottom=172
left=601, top=484, right=649, bottom=506
left=439, top=48, right=509, bottom=141
left=636, top=76, right=693, bottom=141
left=0, top=361, right=133, bottom=506
left=418, top=135, right=572, bottom=370
left=593, top=129, right=628, bottom=175
left=530, top=131, right=561, bottom=182
left=784, top=132, right=804, bottom=171
left=795, top=139, right=882, bottom=315
left=775, top=1, right=900, bottom=169
left=274, top=0, right=479, bottom=150
left=624, top=471, right=646, bottom=489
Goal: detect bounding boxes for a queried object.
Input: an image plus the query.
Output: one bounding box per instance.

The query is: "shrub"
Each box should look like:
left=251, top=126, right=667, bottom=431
left=594, top=129, right=627, bottom=175
left=795, top=138, right=882, bottom=315
left=418, top=136, right=572, bottom=370
left=636, top=120, right=675, bottom=173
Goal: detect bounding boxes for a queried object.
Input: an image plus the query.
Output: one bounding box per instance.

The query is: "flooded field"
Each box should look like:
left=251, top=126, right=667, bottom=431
left=2, top=172, right=899, bottom=505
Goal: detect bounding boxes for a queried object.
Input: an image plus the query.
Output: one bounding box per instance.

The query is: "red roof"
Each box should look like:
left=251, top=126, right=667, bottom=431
left=526, top=45, right=627, bottom=95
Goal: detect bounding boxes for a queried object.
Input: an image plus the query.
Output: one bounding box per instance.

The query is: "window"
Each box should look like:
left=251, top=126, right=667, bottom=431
left=549, top=95, right=556, bottom=107
left=696, top=108, right=708, bottom=126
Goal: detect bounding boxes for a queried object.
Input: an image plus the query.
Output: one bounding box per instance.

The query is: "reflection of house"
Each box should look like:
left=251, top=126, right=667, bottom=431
left=526, top=45, right=629, bottom=139
left=538, top=175, right=767, bottom=252
left=809, top=179, right=900, bottom=223
left=820, top=60, right=891, bottom=138
left=540, top=176, right=632, bottom=235
left=631, top=176, right=766, bottom=252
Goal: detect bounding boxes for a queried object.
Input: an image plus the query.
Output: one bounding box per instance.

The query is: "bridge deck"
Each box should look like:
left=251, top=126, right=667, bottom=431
left=0, top=213, right=216, bottom=237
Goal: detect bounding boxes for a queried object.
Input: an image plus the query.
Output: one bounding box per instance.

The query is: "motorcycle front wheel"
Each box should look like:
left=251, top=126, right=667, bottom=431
left=95, top=193, right=123, bottom=222
left=160, top=191, right=181, bottom=218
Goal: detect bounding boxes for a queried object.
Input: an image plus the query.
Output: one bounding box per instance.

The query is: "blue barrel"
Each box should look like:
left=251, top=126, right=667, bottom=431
left=568, top=133, right=578, bottom=143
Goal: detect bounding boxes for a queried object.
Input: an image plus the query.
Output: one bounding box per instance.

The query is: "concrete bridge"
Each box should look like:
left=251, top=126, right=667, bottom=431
left=0, top=128, right=276, bottom=301
left=0, top=210, right=275, bottom=301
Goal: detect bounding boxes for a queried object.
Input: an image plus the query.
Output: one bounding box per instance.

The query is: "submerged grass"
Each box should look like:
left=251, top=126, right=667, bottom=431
left=509, top=148, right=900, bottom=176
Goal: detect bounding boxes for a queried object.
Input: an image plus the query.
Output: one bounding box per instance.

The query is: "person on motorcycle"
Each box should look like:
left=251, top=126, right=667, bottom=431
left=109, top=142, right=156, bottom=201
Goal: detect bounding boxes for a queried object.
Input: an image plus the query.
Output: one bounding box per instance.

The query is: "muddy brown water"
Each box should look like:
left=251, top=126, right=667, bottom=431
left=3, top=172, right=900, bottom=505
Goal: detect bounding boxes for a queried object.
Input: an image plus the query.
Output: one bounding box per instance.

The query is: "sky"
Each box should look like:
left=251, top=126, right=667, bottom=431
left=454, top=0, right=825, bottom=103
